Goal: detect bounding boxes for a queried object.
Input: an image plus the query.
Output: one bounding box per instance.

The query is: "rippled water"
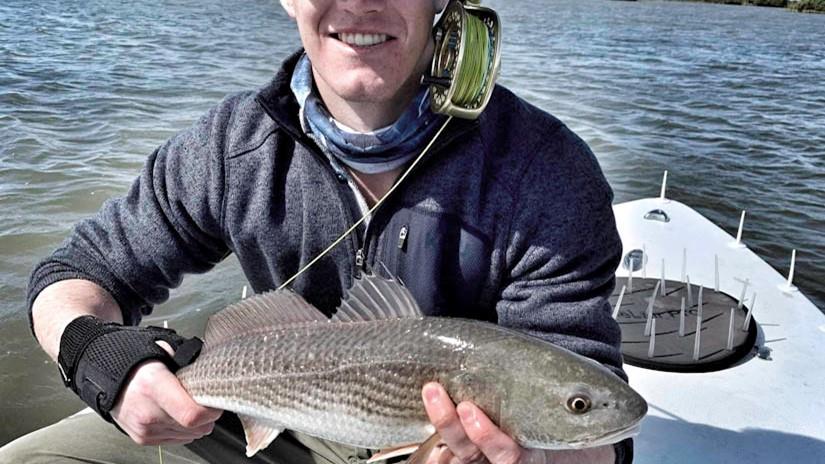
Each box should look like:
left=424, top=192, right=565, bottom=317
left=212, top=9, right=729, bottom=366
left=1, top=0, right=823, bottom=446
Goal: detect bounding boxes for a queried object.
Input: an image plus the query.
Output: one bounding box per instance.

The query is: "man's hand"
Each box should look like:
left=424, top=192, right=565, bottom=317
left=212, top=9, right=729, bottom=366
left=31, top=281, right=222, bottom=445
left=421, top=383, right=615, bottom=464
left=111, top=342, right=222, bottom=446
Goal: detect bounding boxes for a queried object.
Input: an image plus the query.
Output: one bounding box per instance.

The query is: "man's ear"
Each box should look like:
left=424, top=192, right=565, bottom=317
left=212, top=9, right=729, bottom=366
left=280, top=0, right=297, bottom=18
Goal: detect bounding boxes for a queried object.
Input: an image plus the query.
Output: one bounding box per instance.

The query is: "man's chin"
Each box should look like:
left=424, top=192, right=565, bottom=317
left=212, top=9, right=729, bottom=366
left=322, top=79, right=410, bottom=107
left=329, top=78, right=394, bottom=102
left=314, top=69, right=422, bottom=125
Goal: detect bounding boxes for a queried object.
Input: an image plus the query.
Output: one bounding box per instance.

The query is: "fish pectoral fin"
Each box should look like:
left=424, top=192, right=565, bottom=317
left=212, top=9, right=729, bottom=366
left=237, top=414, right=284, bottom=458
left=366, top=443, right=420, bottom=463
left=403, top=433, right=442, bottom=464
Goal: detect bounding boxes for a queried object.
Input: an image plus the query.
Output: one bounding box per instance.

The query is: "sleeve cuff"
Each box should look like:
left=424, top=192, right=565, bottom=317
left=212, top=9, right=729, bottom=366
left=614, top=438, right=634, bottom=464
left=27, top=259, right=150, bottom=337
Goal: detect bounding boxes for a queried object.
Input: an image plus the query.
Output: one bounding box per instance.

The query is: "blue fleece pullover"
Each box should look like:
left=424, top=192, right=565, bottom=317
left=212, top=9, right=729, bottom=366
left=27, top=51, right=630, bottom=460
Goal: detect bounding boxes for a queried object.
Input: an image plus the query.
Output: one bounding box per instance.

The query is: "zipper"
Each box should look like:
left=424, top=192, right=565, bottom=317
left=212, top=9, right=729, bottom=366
left=256, top=96, right=477, bottom=277
left=256, top=101, right=363, bottom=274
left=354, top=118, right=477, bottom=271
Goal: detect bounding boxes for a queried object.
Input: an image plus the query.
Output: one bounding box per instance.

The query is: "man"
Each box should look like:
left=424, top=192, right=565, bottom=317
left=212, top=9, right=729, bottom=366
left=0, top=0, right=630, bottom=463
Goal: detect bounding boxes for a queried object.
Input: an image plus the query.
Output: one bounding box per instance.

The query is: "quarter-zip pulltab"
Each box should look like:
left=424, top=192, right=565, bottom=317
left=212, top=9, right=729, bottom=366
left=355, top=248, right=365, bottom=270
left=398, top=225, right=409, bottom=250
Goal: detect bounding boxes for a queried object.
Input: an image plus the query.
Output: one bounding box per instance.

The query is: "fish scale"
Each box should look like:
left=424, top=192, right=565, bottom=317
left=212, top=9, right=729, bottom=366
left=179, top=318, right=497, bottom=447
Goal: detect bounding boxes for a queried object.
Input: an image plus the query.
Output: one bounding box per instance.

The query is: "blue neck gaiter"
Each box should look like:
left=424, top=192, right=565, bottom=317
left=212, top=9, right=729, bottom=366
left=290, top=54, right=446, bottom=174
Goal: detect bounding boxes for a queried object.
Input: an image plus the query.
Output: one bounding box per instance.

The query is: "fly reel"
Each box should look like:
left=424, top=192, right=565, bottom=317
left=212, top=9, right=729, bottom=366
left=426, top=0, right=502, bottom=120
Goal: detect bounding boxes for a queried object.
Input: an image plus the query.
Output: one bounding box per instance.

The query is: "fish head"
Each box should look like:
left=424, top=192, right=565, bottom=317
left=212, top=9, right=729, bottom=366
left=463, top=334, right=647, bottom=450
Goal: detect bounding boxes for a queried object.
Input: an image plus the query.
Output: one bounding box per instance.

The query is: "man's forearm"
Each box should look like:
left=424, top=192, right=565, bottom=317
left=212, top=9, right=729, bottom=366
left=31, top=279, right=123, bottom=361
left=30, top=279, right=223, bottom=444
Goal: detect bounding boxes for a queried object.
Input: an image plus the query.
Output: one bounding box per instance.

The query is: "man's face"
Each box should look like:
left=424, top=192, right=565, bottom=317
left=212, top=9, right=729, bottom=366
left=282, top=0, right=447, bottom=107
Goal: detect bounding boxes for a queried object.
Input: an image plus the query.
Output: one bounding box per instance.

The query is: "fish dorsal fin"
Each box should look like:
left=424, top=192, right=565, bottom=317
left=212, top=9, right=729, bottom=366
left=332, top=273, right=423, bottom=322
left=237, top=414, right=284, bottom=457
left=203, top=290, right=326, bottom=345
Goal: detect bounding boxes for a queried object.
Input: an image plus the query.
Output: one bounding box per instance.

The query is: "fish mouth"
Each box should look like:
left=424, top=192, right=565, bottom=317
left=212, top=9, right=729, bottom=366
left=567, top=417, right=645, bottom=449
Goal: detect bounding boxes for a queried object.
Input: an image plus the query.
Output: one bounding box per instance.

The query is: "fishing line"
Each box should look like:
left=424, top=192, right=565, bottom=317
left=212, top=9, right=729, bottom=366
left=451, top=11, right=492, bottom=108
left=277, top=116, right=454, bottom=291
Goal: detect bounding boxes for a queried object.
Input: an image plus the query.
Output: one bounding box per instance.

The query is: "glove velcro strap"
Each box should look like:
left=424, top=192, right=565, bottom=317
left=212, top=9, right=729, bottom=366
left=58, top=316, right=203, bottom=423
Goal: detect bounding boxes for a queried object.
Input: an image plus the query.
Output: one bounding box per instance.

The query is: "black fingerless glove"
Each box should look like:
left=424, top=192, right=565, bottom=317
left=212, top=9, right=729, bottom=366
left=57, top=315, right=203, bottom=423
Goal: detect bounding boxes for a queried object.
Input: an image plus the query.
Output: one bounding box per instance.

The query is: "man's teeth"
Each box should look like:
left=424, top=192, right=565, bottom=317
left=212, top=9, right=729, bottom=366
left=339, top=33, right=388, bottom=47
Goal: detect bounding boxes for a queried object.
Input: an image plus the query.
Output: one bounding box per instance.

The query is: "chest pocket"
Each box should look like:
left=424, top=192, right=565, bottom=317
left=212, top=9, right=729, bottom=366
left=376, top=207, right=492, bottom=320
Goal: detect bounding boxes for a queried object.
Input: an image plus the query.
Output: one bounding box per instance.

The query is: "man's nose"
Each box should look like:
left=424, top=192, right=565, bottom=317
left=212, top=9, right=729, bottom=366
left=340, top=0, right=386, bottom=15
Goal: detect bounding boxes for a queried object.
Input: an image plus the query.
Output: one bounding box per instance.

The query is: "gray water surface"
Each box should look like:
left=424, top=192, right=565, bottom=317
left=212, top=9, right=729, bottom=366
left=1, top=0, right=823, bottom=446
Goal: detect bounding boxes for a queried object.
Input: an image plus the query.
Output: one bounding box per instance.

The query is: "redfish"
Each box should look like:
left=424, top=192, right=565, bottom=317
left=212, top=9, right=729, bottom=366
left=177, top=274, right=646, bottom=460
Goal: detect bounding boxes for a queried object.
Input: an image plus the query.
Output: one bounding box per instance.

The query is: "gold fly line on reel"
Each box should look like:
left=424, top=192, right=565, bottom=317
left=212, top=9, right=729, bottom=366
left=276, top=1, right=502, bottom=291
left=425, top=0, right=502, bottom=119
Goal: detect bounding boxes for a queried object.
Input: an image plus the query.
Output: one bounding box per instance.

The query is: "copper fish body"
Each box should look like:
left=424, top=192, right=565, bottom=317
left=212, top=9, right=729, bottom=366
left=177, top=275, right=647, bottom=458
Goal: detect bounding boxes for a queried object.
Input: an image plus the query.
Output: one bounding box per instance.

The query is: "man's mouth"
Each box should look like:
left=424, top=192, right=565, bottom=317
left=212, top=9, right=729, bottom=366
left=332, top=32, right=392, bottom=47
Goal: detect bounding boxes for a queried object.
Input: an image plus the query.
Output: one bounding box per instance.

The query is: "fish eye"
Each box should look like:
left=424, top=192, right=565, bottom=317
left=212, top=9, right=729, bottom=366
left=565, top=395, right=592, bottom=414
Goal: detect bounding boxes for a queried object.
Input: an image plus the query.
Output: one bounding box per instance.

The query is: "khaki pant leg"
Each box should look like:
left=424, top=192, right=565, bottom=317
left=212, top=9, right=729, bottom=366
left=0, top=411, right=372, bottom=464
left=184, top=413, right=365, bottom=464
left=0, top=411, right=206, bottom=464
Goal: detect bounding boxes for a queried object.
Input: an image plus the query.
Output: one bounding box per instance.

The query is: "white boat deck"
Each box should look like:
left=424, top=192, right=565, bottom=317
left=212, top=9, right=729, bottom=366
left=612, top=196, right=825, bottom=463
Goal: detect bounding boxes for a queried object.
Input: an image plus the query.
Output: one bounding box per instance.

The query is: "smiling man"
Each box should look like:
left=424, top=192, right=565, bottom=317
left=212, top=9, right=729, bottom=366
left=0, top=1, right=631, bottom=463
left=287, top=0, right=437, bottom=130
